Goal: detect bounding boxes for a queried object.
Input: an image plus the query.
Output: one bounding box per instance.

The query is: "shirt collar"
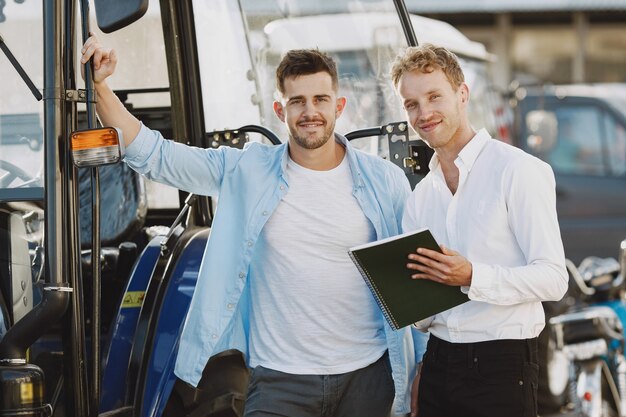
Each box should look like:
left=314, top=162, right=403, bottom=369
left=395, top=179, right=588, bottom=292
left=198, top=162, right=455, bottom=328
left=428, top=128, right=491, bottom=173
left=336, top=133, right=365, bottom=189
left=457, top=128, right=491, bottom=172
left=279, top=141, right=290, bottom=176
left=280, top=133, right=365, bottom=189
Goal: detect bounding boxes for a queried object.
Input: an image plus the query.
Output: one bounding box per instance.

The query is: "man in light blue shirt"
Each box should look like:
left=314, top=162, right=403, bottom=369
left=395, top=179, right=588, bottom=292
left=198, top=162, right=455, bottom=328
left=82, top=35, right=426, bottom=416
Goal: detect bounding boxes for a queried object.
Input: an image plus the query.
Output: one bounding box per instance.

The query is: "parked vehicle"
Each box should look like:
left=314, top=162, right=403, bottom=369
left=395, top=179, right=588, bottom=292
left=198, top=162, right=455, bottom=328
left=548, top=242, right=626, bottom=417
left=512, top=84, right=626, bottom=265
left=510, top=86, right=626, bottom=414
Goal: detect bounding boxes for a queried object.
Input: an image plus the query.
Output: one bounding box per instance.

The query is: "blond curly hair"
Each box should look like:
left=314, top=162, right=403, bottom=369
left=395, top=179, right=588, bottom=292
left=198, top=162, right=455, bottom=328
left=390, top=43, right=464, bottom=90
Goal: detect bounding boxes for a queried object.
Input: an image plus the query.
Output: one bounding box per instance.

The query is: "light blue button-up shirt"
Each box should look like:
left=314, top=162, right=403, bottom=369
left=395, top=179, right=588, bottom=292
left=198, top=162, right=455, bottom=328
left=124, top=124, right=427, bottom=414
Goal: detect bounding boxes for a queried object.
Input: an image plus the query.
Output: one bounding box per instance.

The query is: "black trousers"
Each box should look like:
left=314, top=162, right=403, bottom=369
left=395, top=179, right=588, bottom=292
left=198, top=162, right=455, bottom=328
left=418, top=335, right=539, bottom=417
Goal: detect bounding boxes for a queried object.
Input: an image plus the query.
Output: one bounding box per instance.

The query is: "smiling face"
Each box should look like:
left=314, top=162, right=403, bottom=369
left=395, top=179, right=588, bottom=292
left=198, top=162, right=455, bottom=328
left=397, top=68, right=470, bottom=152
left=273, top=71, right=346, bottom=151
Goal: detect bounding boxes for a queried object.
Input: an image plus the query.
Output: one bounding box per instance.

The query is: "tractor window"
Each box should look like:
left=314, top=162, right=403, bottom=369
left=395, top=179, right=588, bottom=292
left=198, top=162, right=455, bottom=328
left=84, top=0, right=179, bottom=209
left=238, top=0, right=410, bottom=155
left=0, top=1, right=44, bottom=190
left=85, top=2, right=168, bottom=102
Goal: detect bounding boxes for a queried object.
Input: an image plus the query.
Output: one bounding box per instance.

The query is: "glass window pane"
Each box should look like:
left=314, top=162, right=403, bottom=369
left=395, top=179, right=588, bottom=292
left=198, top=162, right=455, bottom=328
left=0, top=1, right=44, bottom=189
left=84, top=1, right=178, bottom=209
left=239, top=5, right=408, bottom=153
left=548, top=106, right=605, bottom=175
left=603, top=112, right=626, bottom=176
left=84, top=1, right=169, bottom=106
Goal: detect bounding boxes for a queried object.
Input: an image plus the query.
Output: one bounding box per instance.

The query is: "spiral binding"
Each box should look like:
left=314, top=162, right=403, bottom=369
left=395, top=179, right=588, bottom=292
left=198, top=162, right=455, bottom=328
left=349, top=250, right=399, bottom=330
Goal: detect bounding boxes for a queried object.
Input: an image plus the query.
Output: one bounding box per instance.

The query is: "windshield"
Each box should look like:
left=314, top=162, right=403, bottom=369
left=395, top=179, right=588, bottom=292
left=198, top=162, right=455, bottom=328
left=239, top=1, right=409, bottom=154
left=0, top=0, right=44, bottom=191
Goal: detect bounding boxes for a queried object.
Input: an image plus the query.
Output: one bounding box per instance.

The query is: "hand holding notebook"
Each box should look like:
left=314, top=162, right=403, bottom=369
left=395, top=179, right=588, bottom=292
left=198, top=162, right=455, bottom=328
left=406, top=244, right=474, bottom=287
left=348, top=228, right=469, bottom=330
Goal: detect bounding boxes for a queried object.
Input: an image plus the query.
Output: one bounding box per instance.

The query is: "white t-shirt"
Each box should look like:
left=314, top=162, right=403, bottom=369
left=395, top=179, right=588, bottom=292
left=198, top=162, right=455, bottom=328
left=248, top=155, right=387, bottom=374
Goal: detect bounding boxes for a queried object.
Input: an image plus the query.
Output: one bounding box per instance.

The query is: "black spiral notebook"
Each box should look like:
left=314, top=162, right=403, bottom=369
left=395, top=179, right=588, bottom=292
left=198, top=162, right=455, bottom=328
left=349, top=228, right=469, bottom=330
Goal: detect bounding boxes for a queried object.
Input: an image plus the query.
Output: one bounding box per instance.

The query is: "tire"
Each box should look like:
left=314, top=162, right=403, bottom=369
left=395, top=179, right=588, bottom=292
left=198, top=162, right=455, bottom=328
left=164, top=350, right=249, bottom=417
left=537, top=300, right=572, bottom=413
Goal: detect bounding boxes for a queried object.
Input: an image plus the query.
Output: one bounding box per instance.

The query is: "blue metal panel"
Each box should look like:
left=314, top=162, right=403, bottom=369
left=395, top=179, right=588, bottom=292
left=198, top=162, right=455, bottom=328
left=141, top=229, right=208, bottom=417
left=100, top=236, right=164, bottom=412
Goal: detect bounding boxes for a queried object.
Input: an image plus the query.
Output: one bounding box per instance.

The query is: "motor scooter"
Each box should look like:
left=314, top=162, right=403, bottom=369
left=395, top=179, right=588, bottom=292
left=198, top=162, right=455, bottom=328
left=549, top=240, right=626, bottom=417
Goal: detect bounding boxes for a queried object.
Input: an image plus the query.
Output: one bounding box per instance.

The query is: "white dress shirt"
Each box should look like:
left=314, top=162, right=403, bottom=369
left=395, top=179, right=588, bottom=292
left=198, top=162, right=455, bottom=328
left=403, top=129, right=568, bottom=343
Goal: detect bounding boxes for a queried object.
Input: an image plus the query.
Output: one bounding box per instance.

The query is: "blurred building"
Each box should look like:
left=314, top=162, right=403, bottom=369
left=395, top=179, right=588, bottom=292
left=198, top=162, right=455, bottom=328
left=405, top=0, right=626, bottom=89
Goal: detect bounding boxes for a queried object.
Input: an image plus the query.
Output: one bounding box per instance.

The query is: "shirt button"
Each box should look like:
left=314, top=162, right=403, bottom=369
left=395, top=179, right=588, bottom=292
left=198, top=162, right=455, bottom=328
left=247, top=240, right=253, bottom=247
left=211, top=334, right=218, bottom=339
left=262, top=211, right=268, bottom=216
left=279, top=185, right=285, bottom=190
left=227, top=303, right=234, bottom=310
left=239, top=272, right=245, bottom=279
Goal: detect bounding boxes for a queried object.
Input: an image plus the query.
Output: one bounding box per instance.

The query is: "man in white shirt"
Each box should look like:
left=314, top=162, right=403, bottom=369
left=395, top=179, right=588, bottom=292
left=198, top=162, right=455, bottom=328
left=390, top=44, right=568, bottom=417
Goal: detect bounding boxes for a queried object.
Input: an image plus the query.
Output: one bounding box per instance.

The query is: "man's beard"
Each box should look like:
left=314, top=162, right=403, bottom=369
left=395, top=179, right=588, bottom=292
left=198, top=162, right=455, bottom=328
left=290, top=118, right=335, bottom=150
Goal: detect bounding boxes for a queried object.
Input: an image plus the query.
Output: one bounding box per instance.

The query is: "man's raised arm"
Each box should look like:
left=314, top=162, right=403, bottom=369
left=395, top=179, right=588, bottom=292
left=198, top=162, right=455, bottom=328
left=81, top=34, right=141, bottom=147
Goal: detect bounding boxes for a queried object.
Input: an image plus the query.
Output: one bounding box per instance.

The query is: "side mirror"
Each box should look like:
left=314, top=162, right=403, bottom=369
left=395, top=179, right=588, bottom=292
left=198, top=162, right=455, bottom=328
left=70, top=127, right=124, bottom=167
left=94, top=0, right=149, bottom=33
left=525, top=110, right=558, bottom=154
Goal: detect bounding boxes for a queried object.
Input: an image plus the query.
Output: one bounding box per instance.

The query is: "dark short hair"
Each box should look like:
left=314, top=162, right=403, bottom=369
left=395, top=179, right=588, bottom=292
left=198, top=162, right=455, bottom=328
left=275, top=49, right=338, bottom=96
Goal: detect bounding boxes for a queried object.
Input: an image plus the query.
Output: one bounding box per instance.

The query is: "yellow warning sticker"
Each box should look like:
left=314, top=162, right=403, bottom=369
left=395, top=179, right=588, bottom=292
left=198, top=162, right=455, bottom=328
left=122, top=291, right=145, bottom=308
left=21, top=383, right=34, bottom=402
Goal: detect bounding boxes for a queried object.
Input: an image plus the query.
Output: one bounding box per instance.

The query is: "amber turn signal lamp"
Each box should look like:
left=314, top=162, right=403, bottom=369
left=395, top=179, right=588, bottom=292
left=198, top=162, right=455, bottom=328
left=70, top=127, right=124, bottom=167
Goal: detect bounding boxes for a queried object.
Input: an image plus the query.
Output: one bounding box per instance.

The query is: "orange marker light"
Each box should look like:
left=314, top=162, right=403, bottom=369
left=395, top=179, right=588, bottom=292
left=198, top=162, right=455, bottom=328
left=70, top=127, right=124, bottom=167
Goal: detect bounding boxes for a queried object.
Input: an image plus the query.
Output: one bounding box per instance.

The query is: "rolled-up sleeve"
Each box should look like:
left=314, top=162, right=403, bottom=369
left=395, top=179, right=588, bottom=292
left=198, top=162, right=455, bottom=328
left=124, top=124, right=231, bottom=196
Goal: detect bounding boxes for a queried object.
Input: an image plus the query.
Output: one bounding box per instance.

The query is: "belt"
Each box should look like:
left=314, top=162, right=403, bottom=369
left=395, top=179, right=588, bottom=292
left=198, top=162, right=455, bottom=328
left=427, top=334, right=538, bottom=362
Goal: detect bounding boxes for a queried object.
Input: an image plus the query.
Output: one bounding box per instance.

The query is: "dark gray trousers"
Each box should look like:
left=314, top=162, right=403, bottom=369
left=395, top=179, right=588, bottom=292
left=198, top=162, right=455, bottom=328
left=243, top=351, right=395, bottom=417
